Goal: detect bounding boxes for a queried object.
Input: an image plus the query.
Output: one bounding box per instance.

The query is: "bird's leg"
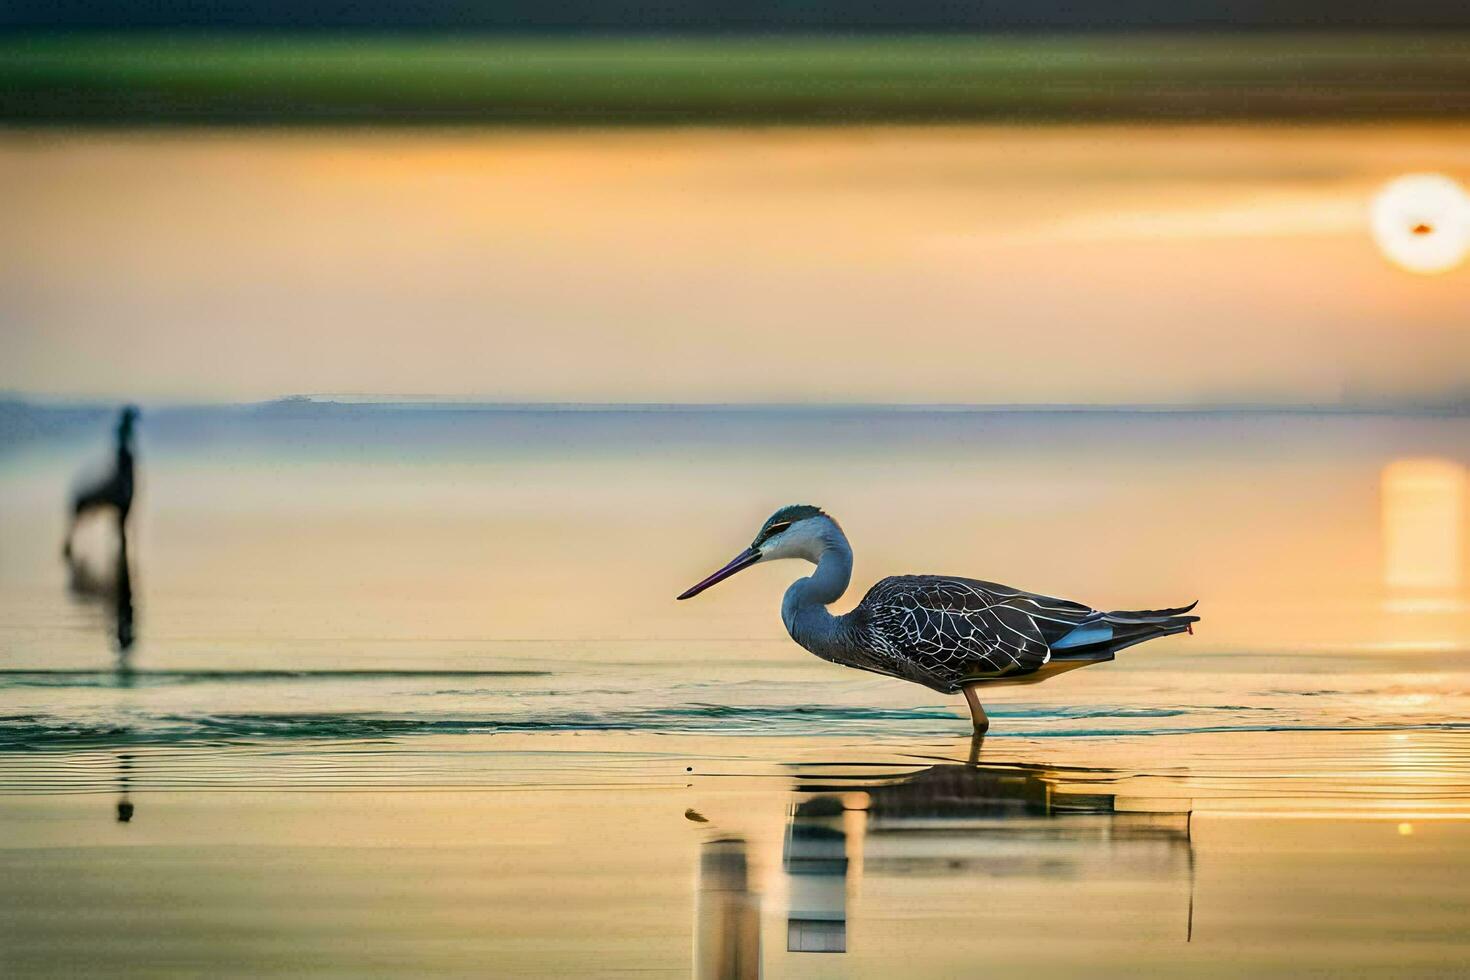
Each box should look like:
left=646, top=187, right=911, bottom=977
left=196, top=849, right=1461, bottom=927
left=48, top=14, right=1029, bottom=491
left=962, top=684, right=989, bottom=735
left=967, top=730, right=985, bottom=765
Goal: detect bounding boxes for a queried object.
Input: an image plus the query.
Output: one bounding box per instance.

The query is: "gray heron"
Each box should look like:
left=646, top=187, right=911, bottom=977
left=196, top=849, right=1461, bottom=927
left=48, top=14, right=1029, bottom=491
left=677, top=505, right=1198, bottom=733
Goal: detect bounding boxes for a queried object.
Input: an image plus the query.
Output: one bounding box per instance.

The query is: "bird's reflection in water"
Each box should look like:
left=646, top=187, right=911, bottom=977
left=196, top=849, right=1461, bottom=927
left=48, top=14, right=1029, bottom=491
left=64, top=527, right=136, bottom=673
left=785, top=742, right=1196, bottom=953
left=695, top=837, right=761, bottom=980
left=784, top=796, right=849, bottom=953
left=115, top=753, right=135, bottom=823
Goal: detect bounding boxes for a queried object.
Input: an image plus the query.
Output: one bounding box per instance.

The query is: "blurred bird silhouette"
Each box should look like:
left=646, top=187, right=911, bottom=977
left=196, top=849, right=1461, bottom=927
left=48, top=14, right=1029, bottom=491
left=63, top=406, right=139, bottom=559
left=62, top=406, right=140, bottom=661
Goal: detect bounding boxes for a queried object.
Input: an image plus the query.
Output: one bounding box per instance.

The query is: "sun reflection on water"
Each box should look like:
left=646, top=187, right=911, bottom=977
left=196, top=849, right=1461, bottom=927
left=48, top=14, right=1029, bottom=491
left=1381, top=458, right=1466, bottom=595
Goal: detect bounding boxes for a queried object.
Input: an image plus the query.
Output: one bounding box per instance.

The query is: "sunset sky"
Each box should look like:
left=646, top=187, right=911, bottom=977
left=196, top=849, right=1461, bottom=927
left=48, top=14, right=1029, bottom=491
left=3, top=124, right=1466, bottom=405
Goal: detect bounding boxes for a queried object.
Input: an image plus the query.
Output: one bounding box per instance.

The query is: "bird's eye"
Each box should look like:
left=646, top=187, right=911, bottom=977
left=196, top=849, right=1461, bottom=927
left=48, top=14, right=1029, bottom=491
left=765, top=522, right=792, bottom=537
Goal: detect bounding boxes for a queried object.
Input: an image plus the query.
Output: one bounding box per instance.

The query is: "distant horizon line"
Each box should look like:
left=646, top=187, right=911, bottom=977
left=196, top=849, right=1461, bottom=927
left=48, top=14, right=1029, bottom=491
left=3, top=392, right=1467, bottom=416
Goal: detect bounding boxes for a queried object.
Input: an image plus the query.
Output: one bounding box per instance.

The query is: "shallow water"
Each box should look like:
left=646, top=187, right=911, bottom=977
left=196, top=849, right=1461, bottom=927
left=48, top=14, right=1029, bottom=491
left=3, top=405, right=1468, bottom=742
left=1, top=405, right=1468, bottom=974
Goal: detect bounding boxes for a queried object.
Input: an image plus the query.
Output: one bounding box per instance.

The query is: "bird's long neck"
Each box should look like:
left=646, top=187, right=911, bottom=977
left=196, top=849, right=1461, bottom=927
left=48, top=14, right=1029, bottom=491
left=116, top=428, right=134, bottom=471
left=781, top=528, right=854, bottom=658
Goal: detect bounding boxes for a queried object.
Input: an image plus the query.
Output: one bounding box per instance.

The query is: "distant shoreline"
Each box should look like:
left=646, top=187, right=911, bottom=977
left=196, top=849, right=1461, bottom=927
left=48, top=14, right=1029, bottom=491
left=4, top=395, right=1467, bottom=417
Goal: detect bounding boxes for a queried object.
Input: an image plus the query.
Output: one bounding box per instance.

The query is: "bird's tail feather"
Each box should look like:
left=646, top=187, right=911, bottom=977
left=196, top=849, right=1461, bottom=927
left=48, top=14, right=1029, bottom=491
left=1051, top=602, right=1199, bottom=659
left=1102, top=600, right=1199, bottom=625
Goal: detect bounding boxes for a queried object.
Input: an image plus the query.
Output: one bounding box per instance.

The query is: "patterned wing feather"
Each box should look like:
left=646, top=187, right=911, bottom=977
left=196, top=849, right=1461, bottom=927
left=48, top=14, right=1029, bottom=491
left=854, top=576, right=1100, bottom=693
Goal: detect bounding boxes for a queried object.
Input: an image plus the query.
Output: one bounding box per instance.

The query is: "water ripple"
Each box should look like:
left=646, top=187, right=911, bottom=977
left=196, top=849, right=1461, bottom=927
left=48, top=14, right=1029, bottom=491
left=2, top=703, right=1468, bottom=750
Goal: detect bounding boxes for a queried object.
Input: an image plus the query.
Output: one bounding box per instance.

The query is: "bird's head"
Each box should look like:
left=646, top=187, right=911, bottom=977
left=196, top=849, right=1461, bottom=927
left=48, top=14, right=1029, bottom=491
left=676, top=504, right=836, bottom=600
left=117, top=405, right=140, bottom=441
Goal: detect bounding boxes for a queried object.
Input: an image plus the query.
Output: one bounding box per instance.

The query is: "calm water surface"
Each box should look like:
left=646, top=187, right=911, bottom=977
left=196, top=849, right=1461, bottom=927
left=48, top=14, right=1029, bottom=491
left=1, top=405, right=1468, bottom=975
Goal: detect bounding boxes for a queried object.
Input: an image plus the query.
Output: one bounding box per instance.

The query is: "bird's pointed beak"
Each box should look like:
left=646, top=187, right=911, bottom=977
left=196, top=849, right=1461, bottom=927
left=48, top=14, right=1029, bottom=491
left=677, top=546, right=761, bottom=600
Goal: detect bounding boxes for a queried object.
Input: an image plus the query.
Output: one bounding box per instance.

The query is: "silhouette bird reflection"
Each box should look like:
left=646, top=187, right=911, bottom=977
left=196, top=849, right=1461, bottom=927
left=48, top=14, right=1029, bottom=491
left=115, top=752, right=135, bottom=823
left=784, top=795, right=848, bottom=953
left=696, top=837, right=761, bottom=980
left=65, top=529, right=135, bottom=660
left=61, top=406, right=139, bottom=666
left=785, top=747, right=1196, bottom=952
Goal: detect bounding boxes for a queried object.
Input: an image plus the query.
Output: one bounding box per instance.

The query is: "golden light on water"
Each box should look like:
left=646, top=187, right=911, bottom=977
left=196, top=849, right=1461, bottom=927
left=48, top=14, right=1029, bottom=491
left=1370, top=174, right=1470, bottom=274
left=1381, top=459, right=1467, bottom=591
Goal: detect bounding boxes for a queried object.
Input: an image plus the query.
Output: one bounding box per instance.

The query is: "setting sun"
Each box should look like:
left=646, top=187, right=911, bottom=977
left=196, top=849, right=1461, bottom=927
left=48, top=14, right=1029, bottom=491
left=1371, top=174, right=1470, bottom=274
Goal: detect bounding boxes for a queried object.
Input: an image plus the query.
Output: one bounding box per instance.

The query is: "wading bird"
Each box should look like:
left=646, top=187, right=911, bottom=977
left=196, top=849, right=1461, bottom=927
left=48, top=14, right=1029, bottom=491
left=677, top=505, right=1198, bottom=733
left=63, top=406, right=138, bottom=559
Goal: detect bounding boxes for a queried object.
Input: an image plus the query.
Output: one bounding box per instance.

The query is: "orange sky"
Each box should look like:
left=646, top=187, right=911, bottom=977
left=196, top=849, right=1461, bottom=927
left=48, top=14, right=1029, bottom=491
left=1, top=124, right=1466, bottom=404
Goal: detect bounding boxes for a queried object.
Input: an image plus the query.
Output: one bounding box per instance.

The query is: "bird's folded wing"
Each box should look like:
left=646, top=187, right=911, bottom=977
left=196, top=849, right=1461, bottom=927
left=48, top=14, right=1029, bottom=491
left=862, top=576, right=1085, bottom=677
